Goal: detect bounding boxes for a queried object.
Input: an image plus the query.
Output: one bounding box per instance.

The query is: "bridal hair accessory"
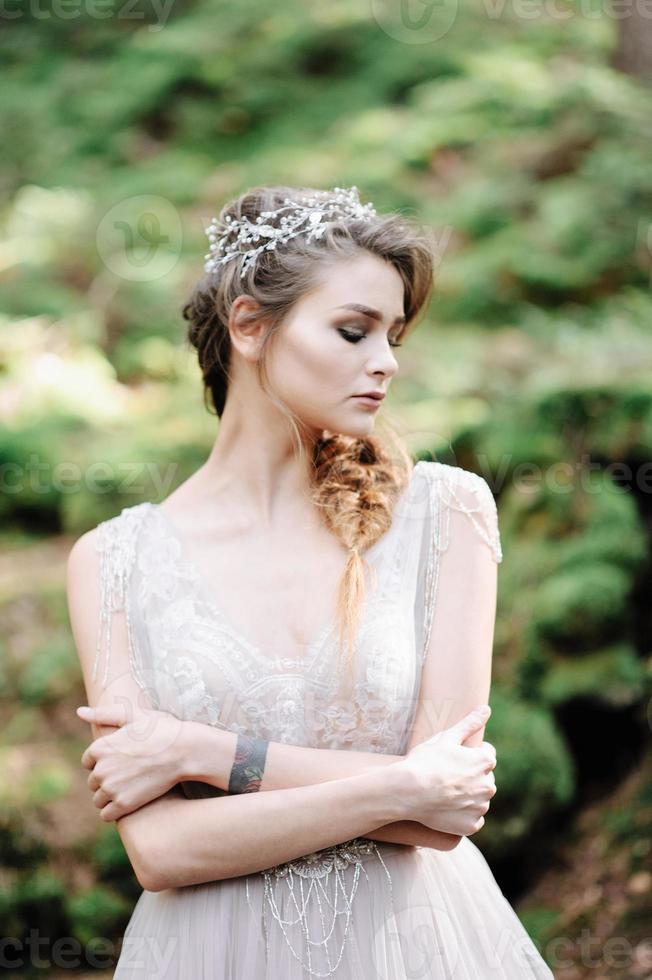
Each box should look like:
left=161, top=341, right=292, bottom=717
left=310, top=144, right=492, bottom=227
left=203, top=186, right=378, bottom=277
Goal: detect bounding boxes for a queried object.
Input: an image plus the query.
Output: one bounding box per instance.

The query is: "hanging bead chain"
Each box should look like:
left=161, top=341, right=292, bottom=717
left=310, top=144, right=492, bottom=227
left=437, top=468, right=503, bottom=564
left=420, top=465, right=503, bottom=662
left=245, top=838, right=396, bottom=978
left=93, top=503, right=151, bottom=689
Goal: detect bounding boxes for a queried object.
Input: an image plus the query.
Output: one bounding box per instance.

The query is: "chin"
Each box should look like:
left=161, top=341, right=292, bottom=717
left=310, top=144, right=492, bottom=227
left=324, top=417, right=376, bottom=439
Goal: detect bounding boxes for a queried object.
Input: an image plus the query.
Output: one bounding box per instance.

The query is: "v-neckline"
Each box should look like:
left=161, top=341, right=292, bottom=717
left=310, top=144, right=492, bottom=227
left=149, top=462, right=422, bottom=665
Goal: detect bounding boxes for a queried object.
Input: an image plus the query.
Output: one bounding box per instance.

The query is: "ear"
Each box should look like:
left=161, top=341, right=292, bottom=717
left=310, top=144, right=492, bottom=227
left=228, top=294, right=270, bottom=362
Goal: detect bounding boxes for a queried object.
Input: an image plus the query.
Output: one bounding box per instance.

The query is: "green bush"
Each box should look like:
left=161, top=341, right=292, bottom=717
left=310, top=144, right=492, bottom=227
left=480, top=686, right=574, bottom=859
left=532, top=563, right=631, bottom=651
left=11, top=870, right=71, bottom=942
left=66, top=885, right=132, bottom=948
left=17, top=636, right=79, bottom=706
left=540, top=644, right=648, bottom=708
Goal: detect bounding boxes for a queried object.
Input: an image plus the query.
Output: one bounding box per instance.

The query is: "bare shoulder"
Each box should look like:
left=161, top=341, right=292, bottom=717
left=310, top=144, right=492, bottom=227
left=67, top=527, right=100, bottom=582
left=66, top=529, right=104, bottom=676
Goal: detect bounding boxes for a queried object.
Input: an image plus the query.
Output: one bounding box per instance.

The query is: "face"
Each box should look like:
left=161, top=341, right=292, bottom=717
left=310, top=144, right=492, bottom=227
left=264, top=252, right=405, bottom=438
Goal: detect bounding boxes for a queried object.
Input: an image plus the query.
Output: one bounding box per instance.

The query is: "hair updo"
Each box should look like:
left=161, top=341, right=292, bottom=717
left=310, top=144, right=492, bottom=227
left=182, top=184, right=436, bottom=689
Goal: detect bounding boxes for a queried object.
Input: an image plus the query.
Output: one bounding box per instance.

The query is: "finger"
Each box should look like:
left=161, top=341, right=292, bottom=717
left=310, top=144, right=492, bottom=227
left=93, top=787, right=112, bottom=810
left=100, top=802, right=120, bottom=822
left=76, top=705, right=126, bottom=727
left=474, top=741, right=496, bottom=769
left=481, top=740, right=497, bottom=761
left=81, top=735, right=108, bottom=770
left=449, top=706, right=491, bottom=743
left=80, top=745, right=97, bottom=770
left=87, top=771, right=100, bottom=791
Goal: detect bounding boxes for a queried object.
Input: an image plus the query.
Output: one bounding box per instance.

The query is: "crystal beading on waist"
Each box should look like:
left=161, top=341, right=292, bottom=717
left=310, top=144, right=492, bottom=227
left=244, top=837, right=398, bottom=978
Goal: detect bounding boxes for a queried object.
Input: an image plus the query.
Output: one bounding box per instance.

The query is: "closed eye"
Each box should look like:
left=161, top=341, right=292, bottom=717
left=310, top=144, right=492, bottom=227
left=337, top=328, right=402, bottom=349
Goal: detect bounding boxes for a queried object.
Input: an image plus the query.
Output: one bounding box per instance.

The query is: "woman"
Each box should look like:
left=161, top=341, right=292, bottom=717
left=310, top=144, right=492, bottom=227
left=67, top=185, right=554, bottom=978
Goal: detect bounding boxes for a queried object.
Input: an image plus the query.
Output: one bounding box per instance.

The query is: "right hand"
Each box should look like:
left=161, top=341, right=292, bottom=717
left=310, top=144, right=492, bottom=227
left=393, top=706, right=497, bottom=837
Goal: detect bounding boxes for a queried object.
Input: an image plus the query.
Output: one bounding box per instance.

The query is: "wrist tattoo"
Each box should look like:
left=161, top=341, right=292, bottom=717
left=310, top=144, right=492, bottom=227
left=228, top=733, right=269, bottom=794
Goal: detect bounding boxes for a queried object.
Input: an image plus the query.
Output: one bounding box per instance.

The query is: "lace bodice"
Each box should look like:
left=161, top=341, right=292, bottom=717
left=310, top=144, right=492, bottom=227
left=91, top=459, right=502, bottom=976
left=92, top=460, right=501, bottom=756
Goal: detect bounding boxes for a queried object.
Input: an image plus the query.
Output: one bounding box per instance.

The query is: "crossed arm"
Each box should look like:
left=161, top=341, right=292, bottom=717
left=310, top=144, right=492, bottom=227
left=68, top=488, right=496, bottom=890
left=68, top=533, right=464, bottom=891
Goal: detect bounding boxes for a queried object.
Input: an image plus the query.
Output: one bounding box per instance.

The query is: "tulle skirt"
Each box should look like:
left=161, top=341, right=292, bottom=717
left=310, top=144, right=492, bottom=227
left=112, top=835, right=554, bottom=979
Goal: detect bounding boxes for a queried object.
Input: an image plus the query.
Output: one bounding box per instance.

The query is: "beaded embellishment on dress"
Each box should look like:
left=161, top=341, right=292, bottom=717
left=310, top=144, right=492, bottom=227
left=420, top=462, right=502, bottom=664
left=245, top=837, right=396, bottom=978
left=93, top=502, right=152, bottom=690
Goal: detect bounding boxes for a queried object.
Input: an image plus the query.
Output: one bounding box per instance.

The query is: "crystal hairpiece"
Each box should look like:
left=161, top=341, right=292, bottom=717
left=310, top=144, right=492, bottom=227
left=203, top=185, right=378, bottom=277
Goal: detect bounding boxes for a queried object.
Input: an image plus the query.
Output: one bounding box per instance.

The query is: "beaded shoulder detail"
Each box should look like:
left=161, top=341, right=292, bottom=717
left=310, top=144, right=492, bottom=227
left=419, top=461, right=502, bottom=666
left=430, top=461, right=503, bottom=564
left=92, top=502, right=152, bottom=689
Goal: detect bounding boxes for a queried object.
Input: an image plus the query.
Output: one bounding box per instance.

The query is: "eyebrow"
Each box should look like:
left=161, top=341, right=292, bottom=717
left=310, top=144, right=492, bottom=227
left=333, top=303, right=406, bottom=327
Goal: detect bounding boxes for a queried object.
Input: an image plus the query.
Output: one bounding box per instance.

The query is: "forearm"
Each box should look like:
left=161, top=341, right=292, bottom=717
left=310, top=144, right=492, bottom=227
left=179, top=722, right=460, bottom=852
left=364, top=820, right=460, bottom=850
left=134, top=766, right=408, bottom=890
left=180, top=722, right=403, bottom=791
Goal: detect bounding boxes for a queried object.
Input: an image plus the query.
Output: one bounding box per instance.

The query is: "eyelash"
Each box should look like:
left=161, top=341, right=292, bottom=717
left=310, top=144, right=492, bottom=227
left=337, top=328, right=403, bottom=349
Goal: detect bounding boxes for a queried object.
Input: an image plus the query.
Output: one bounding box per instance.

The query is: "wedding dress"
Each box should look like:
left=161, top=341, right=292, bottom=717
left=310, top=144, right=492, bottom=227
left=92, top=460, right=554, bottom=978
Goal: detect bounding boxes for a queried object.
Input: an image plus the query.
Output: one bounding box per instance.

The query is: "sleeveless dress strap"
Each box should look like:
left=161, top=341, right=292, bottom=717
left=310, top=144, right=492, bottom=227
left=93, top=502, right=152, bottom=689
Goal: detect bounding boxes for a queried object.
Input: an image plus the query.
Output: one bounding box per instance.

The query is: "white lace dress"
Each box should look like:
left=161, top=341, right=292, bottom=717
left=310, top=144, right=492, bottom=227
left=92, top=460, right=554, bottom=979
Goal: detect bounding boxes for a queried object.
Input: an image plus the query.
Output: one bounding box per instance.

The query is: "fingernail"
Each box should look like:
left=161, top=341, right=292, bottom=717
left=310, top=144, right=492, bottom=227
left=477, top=705, right=490, bottom=716
left=77, top=706, right=92, bottom=717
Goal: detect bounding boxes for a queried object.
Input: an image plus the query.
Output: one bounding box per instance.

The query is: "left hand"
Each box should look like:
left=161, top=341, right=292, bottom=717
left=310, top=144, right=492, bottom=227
left=77, top=704, right=186, bottom=822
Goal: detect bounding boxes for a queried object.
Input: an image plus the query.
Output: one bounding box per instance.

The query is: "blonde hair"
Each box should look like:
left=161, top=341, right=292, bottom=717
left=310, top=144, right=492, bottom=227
left=182, top=184, right=436, bottom=688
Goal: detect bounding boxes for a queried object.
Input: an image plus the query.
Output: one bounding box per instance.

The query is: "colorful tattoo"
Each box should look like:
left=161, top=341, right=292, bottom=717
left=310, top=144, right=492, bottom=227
left=228, top=733, right=269, bottom=794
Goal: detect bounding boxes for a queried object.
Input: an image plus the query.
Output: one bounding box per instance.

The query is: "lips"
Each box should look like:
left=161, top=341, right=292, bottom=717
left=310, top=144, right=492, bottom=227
left=352, top=394, right=383, bottom=409
left=354, top=392, right=385, bottom=401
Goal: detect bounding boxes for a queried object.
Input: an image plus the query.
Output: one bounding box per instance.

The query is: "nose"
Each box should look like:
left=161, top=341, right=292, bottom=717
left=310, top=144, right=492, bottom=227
left=369, top=344, right=399, bottom=381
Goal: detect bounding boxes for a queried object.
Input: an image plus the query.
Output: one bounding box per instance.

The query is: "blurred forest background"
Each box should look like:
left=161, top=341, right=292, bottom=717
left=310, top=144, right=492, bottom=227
left=1, top=0, right=652, bottom=976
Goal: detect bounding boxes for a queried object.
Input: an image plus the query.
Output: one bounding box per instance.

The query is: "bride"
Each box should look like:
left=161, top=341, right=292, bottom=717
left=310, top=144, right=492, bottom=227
left=67, top=184, right=554, bottom=978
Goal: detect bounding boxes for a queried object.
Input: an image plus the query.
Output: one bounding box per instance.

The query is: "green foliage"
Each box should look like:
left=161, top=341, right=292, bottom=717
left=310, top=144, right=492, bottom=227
left=480, top=445, right=648, bottom=708
left=0, top=424, right=62, bottom=531
left=515, top=905, right=559, bottom=958
left=66, top=885, right=132, bottom=947
left=11, top=869, right=70, bottom=941
left=533, top=563, right=631, bottom=650
left=59, top=427, right=208, bottom=534
left=480, top=687, right=574, bottom=859
left=0, top=640, right=9, bottom=699
left=25, top=762, right=73, bottom=806
left=0, top=807, right=48, bottom=868
left=17, top=636, right=79, bottom=706
left=91, top=824, right=138, bottom=884
left=539, top=644, right=648, bottom=708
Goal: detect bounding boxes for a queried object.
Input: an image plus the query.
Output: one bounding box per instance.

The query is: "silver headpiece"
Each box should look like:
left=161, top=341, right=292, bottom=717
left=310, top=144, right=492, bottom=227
left=203, top=185, right=377, bottom=277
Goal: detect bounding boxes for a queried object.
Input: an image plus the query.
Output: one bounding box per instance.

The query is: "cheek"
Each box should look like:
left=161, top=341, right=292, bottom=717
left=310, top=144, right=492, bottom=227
left=273, top=331, right=350, bottom=396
